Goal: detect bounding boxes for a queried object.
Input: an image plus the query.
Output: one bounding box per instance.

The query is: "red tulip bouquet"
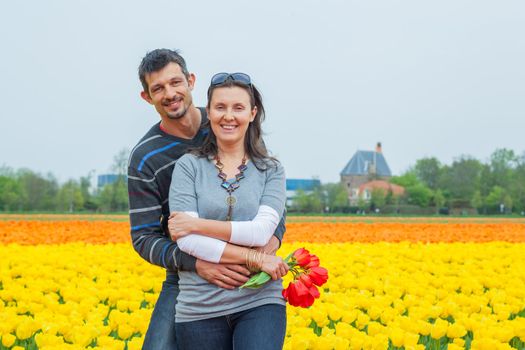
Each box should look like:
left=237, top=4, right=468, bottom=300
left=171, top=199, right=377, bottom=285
left=241, top=248, right=328, bottom=308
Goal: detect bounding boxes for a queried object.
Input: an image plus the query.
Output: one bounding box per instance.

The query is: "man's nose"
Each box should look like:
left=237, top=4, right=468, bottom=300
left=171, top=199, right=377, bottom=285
left=165, top=85, right=177, bottom=99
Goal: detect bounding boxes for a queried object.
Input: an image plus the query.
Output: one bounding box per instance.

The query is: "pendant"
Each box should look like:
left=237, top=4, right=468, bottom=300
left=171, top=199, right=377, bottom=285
left=226, top=195, right=237, bottom=206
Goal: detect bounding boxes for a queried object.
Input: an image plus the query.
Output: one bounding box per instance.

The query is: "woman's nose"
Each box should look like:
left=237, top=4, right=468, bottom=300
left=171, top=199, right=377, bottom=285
left=223, top=109, right=235, bottom=120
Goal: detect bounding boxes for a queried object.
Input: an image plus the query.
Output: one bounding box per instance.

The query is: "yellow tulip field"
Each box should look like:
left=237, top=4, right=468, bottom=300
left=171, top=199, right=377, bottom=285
left=1, top=215, right=525, bottom=350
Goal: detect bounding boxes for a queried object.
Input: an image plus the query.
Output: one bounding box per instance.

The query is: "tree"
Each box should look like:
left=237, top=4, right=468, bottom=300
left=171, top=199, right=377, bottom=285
left=96, top=148, right=130, bottom=212
left=57, top=180, right=84, bottom=212
left=370, top=188, right=386, bottom=210
left=406, top=184, right=433, bottom=207
left=485, top=186, right=506, bottom=213
left=438, top=156, right=482, bottom=205
left=0, top=176, right=25, bottom=211
left=414, top=157, right=441, bottom=190
left=470, top=190, right=483, bottom=213
left=391, top=172, right=433, bottom=207
left=16, top=169, right=59, bottom=211
left=433, top=189, right=446, bottom=213
left=112, top=148, right=130, bottom=176
left=80, top=173, right=98, bottom=211
left=291, top=189, right=322, bottom=213
left=322, top=183, right=348, bottom=212
left=490, top=148, right=517, bottom=190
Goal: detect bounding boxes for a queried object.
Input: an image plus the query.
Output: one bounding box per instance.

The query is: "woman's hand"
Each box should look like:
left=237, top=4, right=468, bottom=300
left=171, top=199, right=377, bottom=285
left=260, top=254, right=289, bottom=281
left=168, top=212, right=197, bottom=240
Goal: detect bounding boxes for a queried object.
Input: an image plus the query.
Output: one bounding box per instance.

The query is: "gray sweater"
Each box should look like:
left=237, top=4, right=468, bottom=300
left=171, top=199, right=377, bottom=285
left=169, top=153, right=287, bottom=322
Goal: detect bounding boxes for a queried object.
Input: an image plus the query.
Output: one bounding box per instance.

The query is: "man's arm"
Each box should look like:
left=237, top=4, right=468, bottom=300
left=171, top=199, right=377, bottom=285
left=128, top=164, right=196, bottom=272
left=129, top=163, right=249, bottom=287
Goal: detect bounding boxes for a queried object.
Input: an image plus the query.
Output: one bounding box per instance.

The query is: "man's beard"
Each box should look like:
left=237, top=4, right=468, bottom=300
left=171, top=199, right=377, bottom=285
left=164, top=96, right=192, bottom=120
left=166, top=104, right=188, bottom=120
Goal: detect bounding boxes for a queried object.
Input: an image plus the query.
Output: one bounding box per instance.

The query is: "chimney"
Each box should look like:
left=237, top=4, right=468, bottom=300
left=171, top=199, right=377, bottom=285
left=375, top=142, right=382, bottom=153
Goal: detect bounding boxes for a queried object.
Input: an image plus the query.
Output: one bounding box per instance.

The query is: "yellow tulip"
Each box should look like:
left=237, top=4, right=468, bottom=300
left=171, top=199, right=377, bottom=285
left=430, top=319, right=448, bottom=340
left=446, top=322, right=467, bottom=339
left=1, top=333, right=16, bottom=348
left=389, top=327, right=404, bottom=347
left=117, top=324, right=134, bottom=340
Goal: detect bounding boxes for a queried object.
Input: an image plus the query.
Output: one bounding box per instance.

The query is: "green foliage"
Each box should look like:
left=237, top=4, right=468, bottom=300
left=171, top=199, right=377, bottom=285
left=322, top=182, right=348, bottom=212
left=370, top=188, right=386, bottom=209
left=433, top=189, right=446, bottom=210
left=413, top=157, right=441, bottom=189
left=405, top=184, right=433, bottom=207
left=2, top=147, right=525, bottom=215
left=0, top=149, right=130, bottom=213
left=57, top=180, right=84, bottom=212
left=0, top=175, right=25, bottom=211
left=291, top=189, right=323, bottom=213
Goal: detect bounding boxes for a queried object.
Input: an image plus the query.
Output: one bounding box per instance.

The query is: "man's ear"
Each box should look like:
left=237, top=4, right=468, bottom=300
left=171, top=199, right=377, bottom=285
left=187, top=73, right=196, bottom=91
left=140, top=90, right=153, bottom=104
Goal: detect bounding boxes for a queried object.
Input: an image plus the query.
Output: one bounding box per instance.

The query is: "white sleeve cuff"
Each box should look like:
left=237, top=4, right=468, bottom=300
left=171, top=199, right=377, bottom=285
left=230, top=205, right=280, bottom=247
left=175, top=211, right=226, bottom=263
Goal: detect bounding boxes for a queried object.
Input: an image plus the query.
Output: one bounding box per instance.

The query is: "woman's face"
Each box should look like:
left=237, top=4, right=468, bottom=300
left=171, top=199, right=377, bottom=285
left=207, top=86, right=257, bottom=149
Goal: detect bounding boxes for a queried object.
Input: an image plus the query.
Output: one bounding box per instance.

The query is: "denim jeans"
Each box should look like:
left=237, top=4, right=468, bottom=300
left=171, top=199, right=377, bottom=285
left=175, top=304, right=286, bottom=350
left=142, top=272, right=179, bottom=350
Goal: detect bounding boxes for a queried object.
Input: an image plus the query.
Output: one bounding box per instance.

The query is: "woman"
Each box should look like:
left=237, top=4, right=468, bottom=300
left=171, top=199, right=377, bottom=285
left=168, top=72, right=288, bottom=350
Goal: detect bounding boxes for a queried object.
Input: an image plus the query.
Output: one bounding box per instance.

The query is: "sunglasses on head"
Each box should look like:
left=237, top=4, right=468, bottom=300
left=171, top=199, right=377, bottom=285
left=210, top=72, right=252, bottom=86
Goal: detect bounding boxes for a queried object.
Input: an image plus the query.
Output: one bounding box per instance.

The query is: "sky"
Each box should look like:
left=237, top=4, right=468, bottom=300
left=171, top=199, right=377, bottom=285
left=0, top=0, right=524, bottom=184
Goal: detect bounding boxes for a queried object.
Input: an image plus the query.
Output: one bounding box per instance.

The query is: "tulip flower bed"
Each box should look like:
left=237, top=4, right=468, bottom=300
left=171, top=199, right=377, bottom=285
left=1, top=217, right=525, bottom=350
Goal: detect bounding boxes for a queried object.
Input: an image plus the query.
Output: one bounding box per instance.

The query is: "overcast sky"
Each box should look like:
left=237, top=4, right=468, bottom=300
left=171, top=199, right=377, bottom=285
left=1, top=0, right=524, bottom=183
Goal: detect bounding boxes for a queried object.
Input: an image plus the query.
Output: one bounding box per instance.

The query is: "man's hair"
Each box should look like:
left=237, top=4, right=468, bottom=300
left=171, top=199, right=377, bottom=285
left=138, top=49, right=190, bottom=93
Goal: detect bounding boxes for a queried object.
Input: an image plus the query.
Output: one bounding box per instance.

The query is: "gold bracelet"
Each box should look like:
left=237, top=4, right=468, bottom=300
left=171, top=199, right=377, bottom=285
left=246, top=249, right=262, bottom=273
left=244, top=249, right=250, bottom=270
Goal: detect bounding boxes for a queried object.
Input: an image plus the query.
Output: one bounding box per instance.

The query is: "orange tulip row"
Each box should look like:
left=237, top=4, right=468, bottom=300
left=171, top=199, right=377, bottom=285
left=1, top=220, right=524, bottom=245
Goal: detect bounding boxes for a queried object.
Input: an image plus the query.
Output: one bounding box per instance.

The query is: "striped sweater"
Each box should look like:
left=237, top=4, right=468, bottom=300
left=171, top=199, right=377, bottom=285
left=127, top=109, right=210, bottom=272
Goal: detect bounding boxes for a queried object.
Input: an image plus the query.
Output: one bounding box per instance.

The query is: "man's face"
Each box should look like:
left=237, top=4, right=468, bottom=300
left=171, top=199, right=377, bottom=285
left=141, top=62, right=195, bottom=120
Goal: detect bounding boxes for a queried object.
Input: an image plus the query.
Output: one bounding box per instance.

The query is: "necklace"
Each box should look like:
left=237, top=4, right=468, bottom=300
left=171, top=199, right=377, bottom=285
left=215, top=155, right=247, bottom=221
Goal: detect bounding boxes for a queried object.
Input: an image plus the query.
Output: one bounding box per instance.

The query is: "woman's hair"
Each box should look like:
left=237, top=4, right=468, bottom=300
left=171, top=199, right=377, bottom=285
left=194, top=79, right=278, bottom=170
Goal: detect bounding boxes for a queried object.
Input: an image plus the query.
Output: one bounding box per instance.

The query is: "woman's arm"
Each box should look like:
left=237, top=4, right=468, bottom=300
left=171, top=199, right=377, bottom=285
left=169, top=205, right=280, bottom=246
left=169, top=163, right=286, bottom=247
left=175, top=225, right=287, bottom=280
left=169, top=156, right=288, bottom=279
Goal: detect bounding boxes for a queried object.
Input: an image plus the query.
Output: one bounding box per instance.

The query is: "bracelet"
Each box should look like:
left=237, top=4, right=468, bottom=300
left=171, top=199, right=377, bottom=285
left=245, top=249, right=263, bottom=272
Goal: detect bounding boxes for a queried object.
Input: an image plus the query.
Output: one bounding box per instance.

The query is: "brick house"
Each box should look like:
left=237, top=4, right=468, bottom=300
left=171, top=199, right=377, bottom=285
left=340, top=143, right=395, bottom=205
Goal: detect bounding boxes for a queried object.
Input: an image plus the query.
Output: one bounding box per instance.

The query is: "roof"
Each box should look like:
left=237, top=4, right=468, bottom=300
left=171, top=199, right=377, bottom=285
left=359, top=180, right=405, bottom=196
left=340, top=150, right=392, bottom=177
left=286, top=179, right=321, bottom=191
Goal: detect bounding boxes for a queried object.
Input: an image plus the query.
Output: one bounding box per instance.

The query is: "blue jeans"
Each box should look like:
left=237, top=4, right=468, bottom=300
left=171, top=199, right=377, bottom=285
left=175, top=304, right=287, bottom=350
left=142, top=272, right=179, bottom=350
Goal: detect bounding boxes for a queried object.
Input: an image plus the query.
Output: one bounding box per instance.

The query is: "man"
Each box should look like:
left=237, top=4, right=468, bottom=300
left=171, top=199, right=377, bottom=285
left=128, top=49, right=285, bottom=349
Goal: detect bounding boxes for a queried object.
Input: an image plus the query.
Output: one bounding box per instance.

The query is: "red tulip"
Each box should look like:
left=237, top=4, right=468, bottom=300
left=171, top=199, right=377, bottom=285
left=298, top=273, right=313, bottom=287
left=292, top=248, right=311, bottom=267
left=282, top=279, right=315, bottom=308
left=304, top=254, right=320, bottom=269
left=308, top=284, right=320, bottom=299
left=307, top=266, right=328, bottom=287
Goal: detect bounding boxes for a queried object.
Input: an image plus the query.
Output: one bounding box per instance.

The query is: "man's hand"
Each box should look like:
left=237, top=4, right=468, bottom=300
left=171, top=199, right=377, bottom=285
left=257, top=236, right=280, bottom=255
left=195, top=259, right=250, bottom=290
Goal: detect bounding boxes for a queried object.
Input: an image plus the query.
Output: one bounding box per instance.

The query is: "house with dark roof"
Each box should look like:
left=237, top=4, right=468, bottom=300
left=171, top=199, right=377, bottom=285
left=340, top=142, right=395, bottom=205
